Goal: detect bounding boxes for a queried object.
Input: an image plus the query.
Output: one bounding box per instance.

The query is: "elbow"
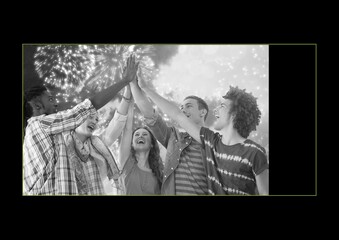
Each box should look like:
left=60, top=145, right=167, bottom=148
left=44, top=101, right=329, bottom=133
left=102, top=134, right=112, bottom=147
left=258, top=186, right=269, bottom=195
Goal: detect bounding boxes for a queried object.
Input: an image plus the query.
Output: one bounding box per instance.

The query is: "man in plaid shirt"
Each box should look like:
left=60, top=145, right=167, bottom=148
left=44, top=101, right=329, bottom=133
left=23, top=54, right=139, bottom=195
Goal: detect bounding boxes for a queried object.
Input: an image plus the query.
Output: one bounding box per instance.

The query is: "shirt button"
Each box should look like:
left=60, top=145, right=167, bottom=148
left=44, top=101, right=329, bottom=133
left=164, top=175, right=167, bottom=178
left=186, top=142, right=188, bottom=144
left=171, top=167, right=173, bottom=170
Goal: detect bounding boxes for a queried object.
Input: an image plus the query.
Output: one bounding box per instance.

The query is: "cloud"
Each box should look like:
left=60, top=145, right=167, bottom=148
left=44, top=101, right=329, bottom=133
left=151, top=45, right=179, bottom=67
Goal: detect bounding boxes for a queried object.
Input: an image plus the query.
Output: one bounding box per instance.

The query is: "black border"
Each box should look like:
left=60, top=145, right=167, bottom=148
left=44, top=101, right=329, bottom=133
left=12, top=36, right=319, bottom=218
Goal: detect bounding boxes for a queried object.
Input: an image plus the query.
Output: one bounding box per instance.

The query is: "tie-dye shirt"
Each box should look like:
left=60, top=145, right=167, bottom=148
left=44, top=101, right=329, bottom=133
left=200, top=127, right=268, bottom=195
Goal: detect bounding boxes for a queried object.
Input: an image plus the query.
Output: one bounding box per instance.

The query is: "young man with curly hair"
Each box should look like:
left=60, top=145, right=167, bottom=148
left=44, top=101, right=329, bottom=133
left=137, top=77, right=269, bottom=195
left=202, top=86, right=268, bottom=195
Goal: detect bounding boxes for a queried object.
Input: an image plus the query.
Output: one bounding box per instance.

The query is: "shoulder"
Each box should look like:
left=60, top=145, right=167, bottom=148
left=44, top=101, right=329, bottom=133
left=243, top=139, right=266, bottom=155
left=200, top=127, right=220, bottom=140
left=122, top=155, right=136, bottom=174
left=25, top=115, right=48, bottom=135
left=27, top=114, right=47, bottom=124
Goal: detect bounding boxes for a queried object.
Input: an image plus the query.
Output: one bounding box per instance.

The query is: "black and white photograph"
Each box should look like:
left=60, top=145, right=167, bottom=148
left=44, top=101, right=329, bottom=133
left=23, top=44, right=272, bottom=196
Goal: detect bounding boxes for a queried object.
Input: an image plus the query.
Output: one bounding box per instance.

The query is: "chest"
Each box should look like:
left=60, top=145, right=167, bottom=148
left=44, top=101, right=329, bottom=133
left=213, top=143, right=255, bottom=170
left=126, top=165, right=158, bottom=194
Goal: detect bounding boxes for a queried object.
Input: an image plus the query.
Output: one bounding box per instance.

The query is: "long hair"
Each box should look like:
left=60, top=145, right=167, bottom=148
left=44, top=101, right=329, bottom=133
left=223, top=86, right=261, bottom=138
left=130, top=126, right=164, bottom=187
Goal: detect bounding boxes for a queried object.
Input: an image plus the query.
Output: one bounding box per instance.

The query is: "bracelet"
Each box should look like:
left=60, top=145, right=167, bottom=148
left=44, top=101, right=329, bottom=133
left=122, top=96, right=132, bottom=102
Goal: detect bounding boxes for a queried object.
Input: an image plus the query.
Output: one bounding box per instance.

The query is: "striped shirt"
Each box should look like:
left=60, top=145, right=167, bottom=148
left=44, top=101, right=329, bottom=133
left=23, top=99, right=97, bottom=195
left=200, top=127, right=268, bottom=195
left=175, top=137, right=208, bottom=195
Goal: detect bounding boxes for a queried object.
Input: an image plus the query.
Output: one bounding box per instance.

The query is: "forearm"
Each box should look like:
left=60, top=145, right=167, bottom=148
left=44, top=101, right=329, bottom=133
left=141, top=85, right=202, bottom=143
left=90, top=79, right=129, bottom=110
left=102, top=86, right=132, bottom=146
left=130, top=81, right=154, bottom=118
left=42, top=99, right=96, bottom=134
left=117, top=86, right=132, bottom=115
left=102, top=113, right=127, bottom=147
left=91, top=53, right=138, bottom=110
left=141, top=86, right=181, bottom=122
left=118, top=104, right=134, bottom=168
left=256, top=169, right=269, bottom=195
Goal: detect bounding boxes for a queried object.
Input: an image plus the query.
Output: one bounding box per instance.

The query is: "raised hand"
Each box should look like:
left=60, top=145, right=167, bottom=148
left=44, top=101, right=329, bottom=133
left=122, top=54, right=139, bottom=83
left=136, top=74, right=147, bottom=89
left=122, top=84, right=132, bottom=101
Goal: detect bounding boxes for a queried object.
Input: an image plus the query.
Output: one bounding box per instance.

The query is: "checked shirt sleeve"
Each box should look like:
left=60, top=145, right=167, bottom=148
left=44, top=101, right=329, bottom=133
left=39, top=99, right=97, bottom=135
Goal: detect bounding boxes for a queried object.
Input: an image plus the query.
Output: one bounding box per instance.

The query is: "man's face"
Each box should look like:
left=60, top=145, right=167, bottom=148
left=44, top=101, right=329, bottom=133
left=180, top=98, right=204, bottom=125
left=40, top=91, right=58, bottom=115
left=213, top=98, right=233, bottom=131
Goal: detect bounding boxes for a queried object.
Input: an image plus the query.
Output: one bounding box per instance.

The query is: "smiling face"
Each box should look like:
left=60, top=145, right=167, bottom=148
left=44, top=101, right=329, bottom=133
left=40, top=90, right=58, bottom=114
left=213, top=98, right=234, bottom=131
left=132, top=128, right=152, bottom=152
left=75, top=112, right=99, bottom=139
left=180, top=98, right=205, bottom=125
left=29, top=90, right=58, bottom=116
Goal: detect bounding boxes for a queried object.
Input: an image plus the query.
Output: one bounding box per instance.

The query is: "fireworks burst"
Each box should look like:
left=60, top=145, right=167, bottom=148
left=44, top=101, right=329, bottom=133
left=34, top=44, right=157, bottom=107
left=83, top=44, right=156, bottom=93
left=34, top=45, right=94, bottom=93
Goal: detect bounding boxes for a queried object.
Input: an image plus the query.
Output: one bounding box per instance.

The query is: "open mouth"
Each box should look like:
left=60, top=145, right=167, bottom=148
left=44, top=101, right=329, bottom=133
left=88, top=125, right=95, bottom=131
left=137, top=138, right=145, bottom=144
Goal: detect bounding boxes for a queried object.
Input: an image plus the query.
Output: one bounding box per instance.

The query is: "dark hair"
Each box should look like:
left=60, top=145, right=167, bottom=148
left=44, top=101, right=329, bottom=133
left=24, top=85, right=48, bottom=129
left=131, top=126, right=164, bottom=187
left=184, top=95, right=209, bottom=121
left=223, top=86, right=261, bottom=138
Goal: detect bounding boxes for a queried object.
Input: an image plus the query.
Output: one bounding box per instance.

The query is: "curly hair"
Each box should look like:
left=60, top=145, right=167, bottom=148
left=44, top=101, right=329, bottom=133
left=130, top=126, right=164, bottom=187
left=24, top=85, right=48, bottom=129
left=223, top=86, right=261, bottom=138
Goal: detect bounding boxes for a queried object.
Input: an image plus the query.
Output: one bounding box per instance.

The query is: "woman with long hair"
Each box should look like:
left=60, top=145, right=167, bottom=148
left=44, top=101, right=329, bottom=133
left=118, top=101, right=163, bottom=195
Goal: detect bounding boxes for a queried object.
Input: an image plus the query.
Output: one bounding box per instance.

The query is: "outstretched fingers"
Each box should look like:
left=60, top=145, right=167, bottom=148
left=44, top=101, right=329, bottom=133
left=126, top=54, right=136, bottom=70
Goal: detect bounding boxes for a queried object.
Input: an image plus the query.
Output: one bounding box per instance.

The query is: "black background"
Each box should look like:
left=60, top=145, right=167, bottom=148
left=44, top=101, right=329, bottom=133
left=8, top=27, right=321, bottom=229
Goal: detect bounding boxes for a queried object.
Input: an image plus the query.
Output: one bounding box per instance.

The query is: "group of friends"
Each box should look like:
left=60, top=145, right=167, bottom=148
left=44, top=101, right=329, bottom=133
left=23, top=54, right=269, bottom=195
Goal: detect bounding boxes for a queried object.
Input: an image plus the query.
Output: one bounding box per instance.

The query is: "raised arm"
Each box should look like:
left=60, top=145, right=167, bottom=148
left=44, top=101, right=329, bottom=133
left=102, top=85, right=132, bottom=146
left=90, top=54, right=139, bottom=110
left=118, top=101, right=134, bottom=169
left=129, top=76, right=154, bottom=118
left=138, top=78, right=202, bottom=144
left=40, top=54, right=139, bottom=135
left=130, top=77, right=174, bottom=148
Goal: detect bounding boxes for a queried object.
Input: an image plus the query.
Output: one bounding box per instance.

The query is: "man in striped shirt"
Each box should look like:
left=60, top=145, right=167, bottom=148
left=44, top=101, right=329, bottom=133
left=136, top=79, right=269, bottom=195
left=23, top=55, right=139, bottom=195
left=130, top=78, right=209, bottom=195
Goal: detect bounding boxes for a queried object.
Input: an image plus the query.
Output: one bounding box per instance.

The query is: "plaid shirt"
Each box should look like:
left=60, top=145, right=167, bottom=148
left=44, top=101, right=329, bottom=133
left=23, top=99, right=97, bottom=195
left=63, top=133, right=122, bottom=195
